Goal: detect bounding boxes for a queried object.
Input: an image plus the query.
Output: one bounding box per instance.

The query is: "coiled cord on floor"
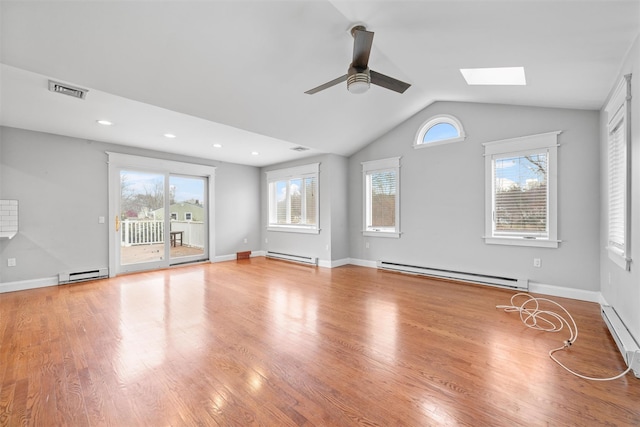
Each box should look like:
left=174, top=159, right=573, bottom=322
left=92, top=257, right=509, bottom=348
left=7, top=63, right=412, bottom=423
left=497, top=293, right=639, bottom=381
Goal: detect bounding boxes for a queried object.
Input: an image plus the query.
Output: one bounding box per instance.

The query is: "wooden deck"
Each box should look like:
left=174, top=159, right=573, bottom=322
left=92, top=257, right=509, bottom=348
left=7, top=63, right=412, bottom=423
left=121, top=243, right=204, bottom=264
left=0, top=258, right=638, bottom=425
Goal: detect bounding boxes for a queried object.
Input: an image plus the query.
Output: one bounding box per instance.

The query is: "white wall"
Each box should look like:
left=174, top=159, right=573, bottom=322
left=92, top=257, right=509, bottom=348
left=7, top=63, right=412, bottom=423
left=0, top=126, right=261, bottom=283
left=260, top=153, right=349, bottom=265
left=349, top=101, right=600, bottom=291
left=600, top=34, right=640, bottom=341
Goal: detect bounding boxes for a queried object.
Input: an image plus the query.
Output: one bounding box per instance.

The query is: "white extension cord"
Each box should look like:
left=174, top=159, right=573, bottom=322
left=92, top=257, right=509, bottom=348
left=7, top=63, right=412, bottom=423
left=497, top=292, right=639, bottom=381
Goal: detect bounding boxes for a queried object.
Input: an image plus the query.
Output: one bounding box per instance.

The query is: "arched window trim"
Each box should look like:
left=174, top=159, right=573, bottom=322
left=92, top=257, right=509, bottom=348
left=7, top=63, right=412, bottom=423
left=414, top=114, right=466, bottom=149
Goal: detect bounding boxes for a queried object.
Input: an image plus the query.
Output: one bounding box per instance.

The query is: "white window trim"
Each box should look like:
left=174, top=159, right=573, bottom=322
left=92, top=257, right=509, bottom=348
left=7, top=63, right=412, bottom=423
left=185, top=212, right=192, bottom=221
left=414, top=114, right=466, bottom=149
left=266, top=163, right=320, bottom=234
left=605, top=74, right=632, bottom=270
left=483, top=131, right=561, bottom=248
left=362, top=157, right=401, bottom=238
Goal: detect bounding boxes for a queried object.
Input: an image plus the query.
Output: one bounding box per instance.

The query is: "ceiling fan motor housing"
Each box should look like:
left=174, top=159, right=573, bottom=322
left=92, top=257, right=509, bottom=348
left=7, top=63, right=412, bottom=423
left=347, top=66, right=370, bottom=94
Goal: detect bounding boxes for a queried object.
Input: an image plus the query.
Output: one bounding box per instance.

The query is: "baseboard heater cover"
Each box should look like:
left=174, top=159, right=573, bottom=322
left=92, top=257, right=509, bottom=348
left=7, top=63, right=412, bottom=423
left=266, top=251, right=318, bottom=266
left=601, top=305, right=640, bottom=378
left=59, top=267, right=109, bottom=284
left=376, top=261, right=528, bottom=290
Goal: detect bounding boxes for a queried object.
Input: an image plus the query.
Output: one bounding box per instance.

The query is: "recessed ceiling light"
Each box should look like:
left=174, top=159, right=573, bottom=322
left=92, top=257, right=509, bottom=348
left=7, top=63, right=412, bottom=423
left=213, top=143, right=223, bottom=148
left=164, top=133, right=176, bottom=138
left=96, top=120, right=113, bottom=126
left=251, top=151, right=259, bottom=156
left=460, top=67, right=526, bottom=85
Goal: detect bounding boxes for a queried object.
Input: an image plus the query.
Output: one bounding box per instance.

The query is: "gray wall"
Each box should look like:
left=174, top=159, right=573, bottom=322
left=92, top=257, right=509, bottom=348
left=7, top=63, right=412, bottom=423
left=260, top=153, right=349, bottom=264
left=0, top=126, right=261, bottom=283
left=348, top=101, right=600, bottom=291
left=600, top=34, right=640, bottom=341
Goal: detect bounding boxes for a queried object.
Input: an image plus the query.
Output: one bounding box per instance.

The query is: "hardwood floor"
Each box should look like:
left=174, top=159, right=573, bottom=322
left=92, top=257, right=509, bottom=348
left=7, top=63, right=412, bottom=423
left=0, top=258, right=638, bottom=426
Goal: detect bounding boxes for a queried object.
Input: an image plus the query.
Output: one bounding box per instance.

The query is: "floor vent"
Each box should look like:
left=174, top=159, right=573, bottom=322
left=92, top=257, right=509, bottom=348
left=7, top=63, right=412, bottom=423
left=266, top=251, right=318, bottom=266
left=48, top=80, right=89, bottom=100
left=601, top=305, right=640, bottom=378
left=59, top=268, right=108, bottom=284
left=377, top=261, right=528, bottom=290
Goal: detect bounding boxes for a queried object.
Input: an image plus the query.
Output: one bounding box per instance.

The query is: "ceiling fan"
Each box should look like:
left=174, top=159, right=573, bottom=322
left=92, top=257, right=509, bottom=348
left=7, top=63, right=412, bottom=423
left=305, top=25, right=411, bottom=95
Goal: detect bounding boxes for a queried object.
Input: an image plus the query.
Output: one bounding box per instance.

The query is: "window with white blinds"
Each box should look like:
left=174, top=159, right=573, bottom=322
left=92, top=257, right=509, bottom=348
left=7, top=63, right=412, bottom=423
left=494, top=151, right=548, bottom=237
left=605, top=74, right=631, bottom=270
left=362, top=157, right=401, bottom=238
left=266, top=163, right=319, bottom=234
left=484, top=132, right=560, bottom=248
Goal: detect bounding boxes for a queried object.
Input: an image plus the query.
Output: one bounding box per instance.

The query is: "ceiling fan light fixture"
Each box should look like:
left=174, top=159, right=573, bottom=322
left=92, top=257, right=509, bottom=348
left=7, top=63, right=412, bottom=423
left=347, top=72, right=370, bottom=94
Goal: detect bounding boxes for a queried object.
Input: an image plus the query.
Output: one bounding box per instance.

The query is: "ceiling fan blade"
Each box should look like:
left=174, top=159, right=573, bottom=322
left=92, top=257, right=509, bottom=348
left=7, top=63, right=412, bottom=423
left=305, top=74, right=348, bottom=94
left=370, top=70, right=411, bottom=94
left=352, top=28, right=374, bottom=69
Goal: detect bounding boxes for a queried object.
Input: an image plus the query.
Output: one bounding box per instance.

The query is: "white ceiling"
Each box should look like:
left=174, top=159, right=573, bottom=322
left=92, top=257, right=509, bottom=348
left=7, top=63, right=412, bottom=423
left=1, top=1, right=639, bottom=167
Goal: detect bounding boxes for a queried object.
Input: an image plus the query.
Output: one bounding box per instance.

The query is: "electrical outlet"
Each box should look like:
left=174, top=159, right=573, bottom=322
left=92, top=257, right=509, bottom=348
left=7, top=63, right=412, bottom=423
left=365, top=242, right=370, bottom=249
left=7, top=258, right=16, bottom=267
left=243, top=238, right=248, bottom=244
left=98, top=216, right=105, bottom=224
left=533, top=258, right=541, bottom=268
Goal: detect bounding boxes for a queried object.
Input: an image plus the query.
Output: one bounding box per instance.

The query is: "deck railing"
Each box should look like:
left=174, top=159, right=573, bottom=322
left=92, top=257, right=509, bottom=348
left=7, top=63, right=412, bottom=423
left=121, top=219, right=204, bottom=248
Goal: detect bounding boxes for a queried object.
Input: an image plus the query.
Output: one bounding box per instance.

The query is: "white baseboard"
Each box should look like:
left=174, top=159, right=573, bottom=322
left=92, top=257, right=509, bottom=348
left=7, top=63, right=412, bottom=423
left=318, top=258, right=350, bottom=268
left=213, top=251, right=266, bottom=263
left=524, top=282, right=601, bottom=303
left=0, top=261, right=603, bottom=305
left=212, top=254, right=237, bottom=262
left=0, top=276, right=58, bottom=294
left=347, top=258, right=378, bottom=269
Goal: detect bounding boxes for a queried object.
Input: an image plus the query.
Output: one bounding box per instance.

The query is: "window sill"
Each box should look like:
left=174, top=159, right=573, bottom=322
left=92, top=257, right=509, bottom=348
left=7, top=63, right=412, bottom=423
left=413, top=136, right=466, bottom=150
left=484, top=236, right=559, bottom=248
left=267, top=226, right=320, bottom=235
left=607, top=247, right=630, bottom=271
left=363, top=230, right=401, bottom=239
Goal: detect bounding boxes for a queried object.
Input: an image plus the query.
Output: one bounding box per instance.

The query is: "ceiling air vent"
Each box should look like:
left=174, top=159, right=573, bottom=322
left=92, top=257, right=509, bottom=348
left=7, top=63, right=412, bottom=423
left=48, top=80, right=89, bottom=100
left=291, top=146, right=310, bottom=152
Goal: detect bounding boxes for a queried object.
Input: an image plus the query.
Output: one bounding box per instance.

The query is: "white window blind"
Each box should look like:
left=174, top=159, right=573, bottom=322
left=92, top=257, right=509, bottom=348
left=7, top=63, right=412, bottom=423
left=605, top=74, right=631, bottom=270
left=483, top=131, right=560, bottom=248
left=494, top=151, right=548, bottom=237
left=362, top=157, right=401, bottom=238
left=266, top=163, right=319, bottom=234
left=608, top=115, right=625, bottom=250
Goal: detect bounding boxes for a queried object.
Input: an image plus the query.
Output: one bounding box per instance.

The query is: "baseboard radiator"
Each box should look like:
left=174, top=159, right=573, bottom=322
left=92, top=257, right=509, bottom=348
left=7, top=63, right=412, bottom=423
left=601, top=305, right=640, bottom=378
left=377, top=261, right=528, bottom=291
left=266, top=251, right=318, bottom=266
left=59, top=267, right=109, bottom=284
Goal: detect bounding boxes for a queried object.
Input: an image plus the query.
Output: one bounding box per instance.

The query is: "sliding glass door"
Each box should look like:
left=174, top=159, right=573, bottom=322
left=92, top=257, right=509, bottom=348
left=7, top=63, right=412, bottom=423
left=168, top=175, right=207, bottom=264
left=108, top=153, right=215, bottom=276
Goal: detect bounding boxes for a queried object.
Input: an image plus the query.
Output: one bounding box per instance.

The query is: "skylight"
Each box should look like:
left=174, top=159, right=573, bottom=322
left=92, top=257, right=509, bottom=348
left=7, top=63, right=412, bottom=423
left=460, top=67, right=526, bottom=85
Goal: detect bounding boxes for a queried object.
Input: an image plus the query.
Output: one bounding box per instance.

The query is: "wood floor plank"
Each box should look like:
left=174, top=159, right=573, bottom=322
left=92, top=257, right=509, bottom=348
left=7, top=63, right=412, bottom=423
left=0, top=258, right=639, bottom=426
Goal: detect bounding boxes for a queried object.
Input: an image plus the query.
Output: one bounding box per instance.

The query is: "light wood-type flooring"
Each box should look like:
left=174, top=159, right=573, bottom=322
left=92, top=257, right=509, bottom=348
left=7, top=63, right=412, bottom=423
left=1, top=258, right=639, bottom=426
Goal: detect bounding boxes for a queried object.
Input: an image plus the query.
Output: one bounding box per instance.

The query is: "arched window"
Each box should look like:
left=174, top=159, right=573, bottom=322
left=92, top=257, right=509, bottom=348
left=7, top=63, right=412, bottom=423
left=415, top=114, right=466, bottom=148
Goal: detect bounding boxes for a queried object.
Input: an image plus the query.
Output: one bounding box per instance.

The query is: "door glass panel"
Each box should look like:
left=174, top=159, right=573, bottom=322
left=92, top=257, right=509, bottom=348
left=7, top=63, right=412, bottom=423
left=119, top=170, right=166, bottom=266
left=169, top=175, right=206, bottom=260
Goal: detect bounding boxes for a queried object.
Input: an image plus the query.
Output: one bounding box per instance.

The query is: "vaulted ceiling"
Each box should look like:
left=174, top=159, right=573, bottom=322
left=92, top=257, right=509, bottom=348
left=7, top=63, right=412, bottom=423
left=1, top=1, right=638, bottom=167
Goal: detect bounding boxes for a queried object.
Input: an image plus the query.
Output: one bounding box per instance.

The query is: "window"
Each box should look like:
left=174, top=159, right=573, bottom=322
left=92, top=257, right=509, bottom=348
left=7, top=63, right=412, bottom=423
left=266, top=163, right=319, bottom=234
left=606, top=75, right=631, bottom=270
left=362, top=157, right=401, bottom=238
left=415, top=115, right=465, bottom=149
left=185, top=212, right=192, bottom=221
left=484, top=131, right=560, bottom=248
left=170, top=212, right=177, bottom=220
